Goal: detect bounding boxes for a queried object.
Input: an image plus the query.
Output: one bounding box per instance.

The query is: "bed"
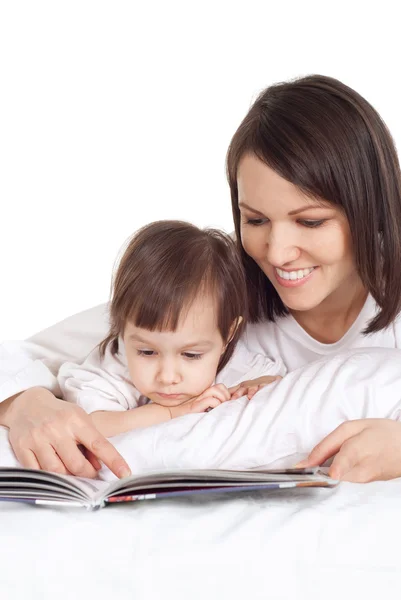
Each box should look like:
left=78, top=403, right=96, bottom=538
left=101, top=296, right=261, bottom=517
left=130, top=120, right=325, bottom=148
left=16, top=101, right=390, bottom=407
left=2, top=475, right=401, bottom=599
left=1, top=308, right=401, bottom=600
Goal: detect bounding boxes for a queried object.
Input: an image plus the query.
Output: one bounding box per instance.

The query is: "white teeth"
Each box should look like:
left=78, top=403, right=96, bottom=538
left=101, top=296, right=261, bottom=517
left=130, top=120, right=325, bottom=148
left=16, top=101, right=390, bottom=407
left=276, top=267, right=314, bottom=281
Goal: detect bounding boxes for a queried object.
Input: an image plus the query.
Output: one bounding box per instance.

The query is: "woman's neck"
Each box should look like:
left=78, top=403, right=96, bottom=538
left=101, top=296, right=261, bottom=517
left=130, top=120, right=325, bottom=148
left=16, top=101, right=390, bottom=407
left=290, top=280, right=368, bottom=344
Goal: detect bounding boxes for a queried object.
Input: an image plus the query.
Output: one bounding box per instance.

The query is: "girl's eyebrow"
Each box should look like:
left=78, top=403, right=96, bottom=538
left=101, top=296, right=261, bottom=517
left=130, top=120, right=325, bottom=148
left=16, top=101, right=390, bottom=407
left=127, top=333, right=213, bottom=350
left=128, top=333, right=152, bottom=343
left=181, top=341, right=213, bottom=350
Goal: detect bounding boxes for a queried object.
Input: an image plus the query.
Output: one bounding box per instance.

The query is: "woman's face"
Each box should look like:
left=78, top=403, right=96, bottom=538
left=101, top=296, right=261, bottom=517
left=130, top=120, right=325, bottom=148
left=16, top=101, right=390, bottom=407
left=237, top=153, right=361, bottom=313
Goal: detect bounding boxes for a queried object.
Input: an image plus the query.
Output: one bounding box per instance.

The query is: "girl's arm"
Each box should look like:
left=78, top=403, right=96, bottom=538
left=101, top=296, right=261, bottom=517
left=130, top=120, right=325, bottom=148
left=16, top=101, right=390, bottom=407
left=91, top=405, right=172, bottom=437
left=57, top=342, right=142, bottom=414
left=216, top=338, right=286, bottom=386
left=216, top=338, right=286, bottom=399
left=91, top=384, right=232, bottom=437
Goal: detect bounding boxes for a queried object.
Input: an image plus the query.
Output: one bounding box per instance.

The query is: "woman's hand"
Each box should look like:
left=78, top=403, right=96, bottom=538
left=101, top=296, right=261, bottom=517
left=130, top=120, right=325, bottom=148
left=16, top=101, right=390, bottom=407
left=229, top=375, right=282, bottom=400
left=297, top=419, right=401, bottom=482
left=1, top=387, right=131, bottom=479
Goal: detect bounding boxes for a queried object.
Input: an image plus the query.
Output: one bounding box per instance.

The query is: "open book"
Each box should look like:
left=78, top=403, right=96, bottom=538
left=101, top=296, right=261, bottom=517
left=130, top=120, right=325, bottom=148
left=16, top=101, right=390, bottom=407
left=0, top=466, right=338, bottom=510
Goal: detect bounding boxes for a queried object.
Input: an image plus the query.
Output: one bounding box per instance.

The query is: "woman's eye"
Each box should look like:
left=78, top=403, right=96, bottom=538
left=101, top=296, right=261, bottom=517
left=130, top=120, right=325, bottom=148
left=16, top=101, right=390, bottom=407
left=245, top=218, right=268, bottom=226
left=299, top=219, right=326, bottom=228
left=137, top=350, right=156, bottom=357
left=183, top=352, right=203, bottom=360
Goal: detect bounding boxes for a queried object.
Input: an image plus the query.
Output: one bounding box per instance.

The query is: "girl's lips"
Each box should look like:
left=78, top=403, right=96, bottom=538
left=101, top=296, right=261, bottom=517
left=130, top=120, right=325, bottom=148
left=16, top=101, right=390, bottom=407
left=157, top=393, right=184, bottom=399
left=273, top=266, right=317, bottom=288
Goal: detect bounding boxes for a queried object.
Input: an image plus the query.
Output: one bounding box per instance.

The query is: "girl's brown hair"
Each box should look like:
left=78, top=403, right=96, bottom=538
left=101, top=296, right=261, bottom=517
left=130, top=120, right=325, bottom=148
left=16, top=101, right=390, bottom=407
left=226, top=74, right=401, bottom=333
left=100, top=220, right=247, bottom=372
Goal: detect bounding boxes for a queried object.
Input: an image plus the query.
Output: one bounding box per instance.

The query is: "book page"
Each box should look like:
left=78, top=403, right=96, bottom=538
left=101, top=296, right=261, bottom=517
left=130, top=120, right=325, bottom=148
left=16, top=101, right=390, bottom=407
left=102, top=467, right=337, bottom=502
left=0, top=468, right=109, bottom=504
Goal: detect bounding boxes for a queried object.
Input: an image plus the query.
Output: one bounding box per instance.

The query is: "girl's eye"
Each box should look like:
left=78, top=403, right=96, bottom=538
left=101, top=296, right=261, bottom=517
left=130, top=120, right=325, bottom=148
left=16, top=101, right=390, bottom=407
left=137, top=350, right=156, bottom=357
left=245, top=218, right=268, bottom=226
left=182, top=352, right=203, bottom=360
left=298, top=219, right=326, bottom=228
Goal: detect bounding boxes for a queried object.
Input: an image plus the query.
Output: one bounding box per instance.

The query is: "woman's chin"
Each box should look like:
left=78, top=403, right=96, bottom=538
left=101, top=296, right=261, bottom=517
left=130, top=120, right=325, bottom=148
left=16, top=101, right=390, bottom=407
left=281, top=292, right=324, bottom=314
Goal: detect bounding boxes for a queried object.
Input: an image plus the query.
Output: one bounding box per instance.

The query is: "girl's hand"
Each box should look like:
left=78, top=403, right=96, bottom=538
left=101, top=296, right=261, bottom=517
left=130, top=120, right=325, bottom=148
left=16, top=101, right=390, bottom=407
left=171, top=384, right=231, bottom=417
left=2, top=387, right=131, bottom=479
left=229, top=375, right=282, bottom=400
left=296, top=419, right=401, bottom=482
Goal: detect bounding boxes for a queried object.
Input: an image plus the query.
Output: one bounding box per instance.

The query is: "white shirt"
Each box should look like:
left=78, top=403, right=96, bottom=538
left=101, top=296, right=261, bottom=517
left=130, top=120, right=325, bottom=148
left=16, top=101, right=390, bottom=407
left=57, top=339, right=282, bottom=414
left=1, top=296, right=400, bottom=403
left=243, top=295, right=401, bottom=371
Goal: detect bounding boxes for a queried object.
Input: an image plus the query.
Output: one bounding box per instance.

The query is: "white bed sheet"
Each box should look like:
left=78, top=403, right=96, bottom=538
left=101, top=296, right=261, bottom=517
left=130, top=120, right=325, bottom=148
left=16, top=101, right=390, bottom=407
left=2, top=476, right=401, bottom=600
left=2, top=309, right=401, bottom=599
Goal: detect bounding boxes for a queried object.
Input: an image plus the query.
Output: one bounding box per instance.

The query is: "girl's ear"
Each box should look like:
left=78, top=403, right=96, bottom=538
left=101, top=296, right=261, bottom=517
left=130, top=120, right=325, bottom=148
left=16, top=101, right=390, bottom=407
left=223, top=316, right=243, bottom=352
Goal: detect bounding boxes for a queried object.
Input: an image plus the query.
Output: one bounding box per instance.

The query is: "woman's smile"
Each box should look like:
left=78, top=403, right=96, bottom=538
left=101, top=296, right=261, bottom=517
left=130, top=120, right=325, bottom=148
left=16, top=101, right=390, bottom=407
left=274, top=266, right=316, bottom=287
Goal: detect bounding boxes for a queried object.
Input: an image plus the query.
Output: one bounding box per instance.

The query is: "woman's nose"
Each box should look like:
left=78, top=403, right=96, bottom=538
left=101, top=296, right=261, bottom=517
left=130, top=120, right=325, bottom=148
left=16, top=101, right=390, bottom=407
left=265, top=225, right=301, bottom=266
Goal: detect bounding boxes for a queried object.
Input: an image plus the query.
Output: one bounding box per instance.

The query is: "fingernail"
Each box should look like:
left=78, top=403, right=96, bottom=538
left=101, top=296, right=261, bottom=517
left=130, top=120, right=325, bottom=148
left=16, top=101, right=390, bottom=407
left=118, top=466, right=131, bottom=479
left=294, top=460, right=308, bottom=468
left=329, top=467, right=341, bottom=480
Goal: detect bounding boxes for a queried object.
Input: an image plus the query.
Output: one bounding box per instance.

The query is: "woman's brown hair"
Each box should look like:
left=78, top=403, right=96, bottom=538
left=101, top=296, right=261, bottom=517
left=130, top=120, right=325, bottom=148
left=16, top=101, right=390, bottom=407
left=226, top=74, right=401, bottom=333
left=100, top=220, right=247, bottom=372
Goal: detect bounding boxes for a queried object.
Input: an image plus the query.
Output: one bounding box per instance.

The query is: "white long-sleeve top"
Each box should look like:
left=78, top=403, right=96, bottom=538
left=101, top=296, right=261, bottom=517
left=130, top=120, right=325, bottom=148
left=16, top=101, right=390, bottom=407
left=0, top=304, right=109, bottom=402
left=57, top=339, right=283, bottom=413
left=1, top=295, right=401, bottom=403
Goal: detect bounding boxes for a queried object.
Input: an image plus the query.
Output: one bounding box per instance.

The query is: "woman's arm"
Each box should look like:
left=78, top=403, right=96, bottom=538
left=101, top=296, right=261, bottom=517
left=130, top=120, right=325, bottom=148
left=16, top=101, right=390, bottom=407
left=0, top=304, right=109, bottom=405
left=0, top=304, right=130, bottom=478
left=296, top=419, right=401, bottom=481
left=1, top=386, right=131, bottom=478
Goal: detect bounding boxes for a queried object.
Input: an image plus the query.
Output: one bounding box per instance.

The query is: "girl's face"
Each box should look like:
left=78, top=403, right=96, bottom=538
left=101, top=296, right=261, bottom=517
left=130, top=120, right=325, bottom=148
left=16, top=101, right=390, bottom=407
left=237, top=153, right=362, bottom=314
left=123, top=294, right=227, bottom=406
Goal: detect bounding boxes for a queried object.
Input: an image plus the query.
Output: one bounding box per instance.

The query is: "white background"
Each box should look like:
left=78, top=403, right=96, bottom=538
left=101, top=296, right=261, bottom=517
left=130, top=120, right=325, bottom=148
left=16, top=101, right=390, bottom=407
left=1, top=0, right=400, bottom=340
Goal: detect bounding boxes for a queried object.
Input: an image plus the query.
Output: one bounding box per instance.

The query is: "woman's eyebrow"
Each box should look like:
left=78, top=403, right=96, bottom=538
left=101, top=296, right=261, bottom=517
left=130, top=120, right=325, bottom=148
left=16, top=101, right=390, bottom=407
left=238, top=202, right=265, bottom=215
left=239, top=201, right=327, bottom=216
left=288, top=205, right=329, bottom=216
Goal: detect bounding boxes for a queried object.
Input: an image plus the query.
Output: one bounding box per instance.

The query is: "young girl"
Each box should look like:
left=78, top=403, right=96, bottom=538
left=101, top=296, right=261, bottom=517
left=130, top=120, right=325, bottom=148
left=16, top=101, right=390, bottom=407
left=58, top=220, right=282, bottom=437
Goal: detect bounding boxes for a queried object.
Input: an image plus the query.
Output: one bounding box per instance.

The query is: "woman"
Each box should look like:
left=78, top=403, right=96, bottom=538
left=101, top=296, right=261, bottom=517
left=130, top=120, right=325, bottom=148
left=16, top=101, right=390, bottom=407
left=226, top=74, right=401, bottom=481
left=2, top=74, right=401, bottom=482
